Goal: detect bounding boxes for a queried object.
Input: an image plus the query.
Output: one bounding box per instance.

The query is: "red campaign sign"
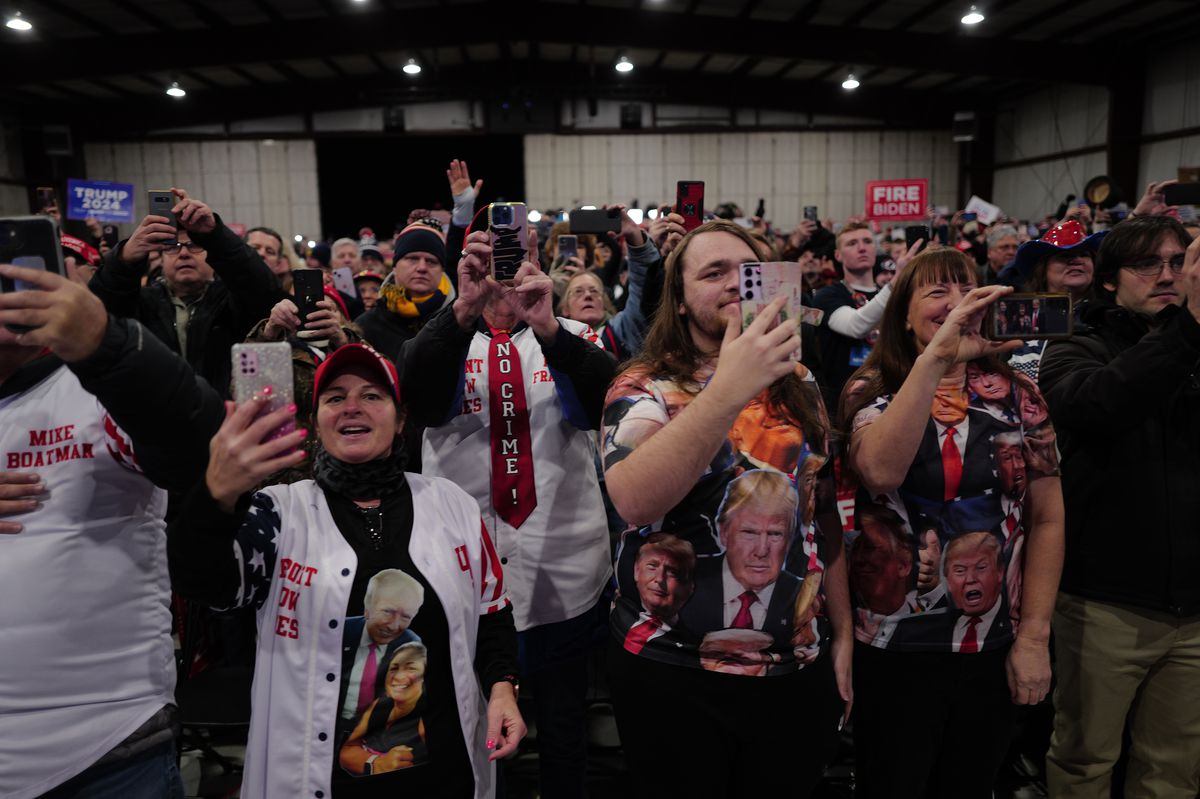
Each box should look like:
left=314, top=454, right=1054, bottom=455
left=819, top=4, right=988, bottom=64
left=865, top=179, right=928, bottom=220
left=227, top=223, right=247, bottom=237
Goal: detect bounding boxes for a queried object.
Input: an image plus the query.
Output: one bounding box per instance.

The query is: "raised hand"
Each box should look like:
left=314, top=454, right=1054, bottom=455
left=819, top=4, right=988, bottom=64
left=170, top=187, right=216, bottom=235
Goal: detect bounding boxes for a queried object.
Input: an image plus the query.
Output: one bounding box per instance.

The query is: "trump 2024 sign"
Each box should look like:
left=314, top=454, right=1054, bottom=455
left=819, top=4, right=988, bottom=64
left=865, top=179, right=928, bottom=221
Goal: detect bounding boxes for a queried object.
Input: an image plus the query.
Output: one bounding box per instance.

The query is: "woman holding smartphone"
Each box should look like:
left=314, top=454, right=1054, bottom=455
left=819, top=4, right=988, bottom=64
left=840, top=248, right=1064, bottom=799
left=167, top=344, right=524, bottom=799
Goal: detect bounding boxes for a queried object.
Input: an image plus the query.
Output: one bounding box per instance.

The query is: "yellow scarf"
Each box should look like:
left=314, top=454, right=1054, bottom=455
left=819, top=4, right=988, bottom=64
left=380, top=273, right=452, bottom=317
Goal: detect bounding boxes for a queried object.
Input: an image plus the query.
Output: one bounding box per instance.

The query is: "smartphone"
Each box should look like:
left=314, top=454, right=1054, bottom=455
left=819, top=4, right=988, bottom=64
left=803, top=206, right=819, bottom=223
left=960, top=212, right=978, bottom=223
left=488, top=202, right=530, bottom=283
left=331, top=266, right=357, bottom=298
left=557, top=234, right=578, bottom=262
left=101, top=224, right=119, bottom=248
left=739, top=261, right=804, bottom=359
left=147, top=190, right=177, bottom=242
left=905, top=225, right=929, bottom=253
left=0, top=216, right=66, bottom=332
left=755, top=198, right=765, bottom=219
left=231, top=343, right=296, bottom=442
left=676, top=181, right=705, bottom=232
left=291, top=268, right=327, bottom=344
left=36, top=187, right=57, bottom=214
left=986, top=293, right=1072, bottom=341
left=1163, top=182, right=1200, bottom=206
left=569, top=208, right=621, bottom=235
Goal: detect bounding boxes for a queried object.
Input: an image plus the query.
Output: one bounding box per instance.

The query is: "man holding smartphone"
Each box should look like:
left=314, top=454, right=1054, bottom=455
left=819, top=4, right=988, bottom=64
left=1040, top=217, right=1200, bottom=798
left=402, top=228, right=615, bottom=799
left=88, top=187, right=283, bottom=397
left=812, top=222, right=919, bottom=417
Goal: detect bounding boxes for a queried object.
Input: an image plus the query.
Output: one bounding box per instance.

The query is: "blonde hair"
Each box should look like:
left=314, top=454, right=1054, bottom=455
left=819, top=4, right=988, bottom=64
left=716, top=470, right=799, bottom=539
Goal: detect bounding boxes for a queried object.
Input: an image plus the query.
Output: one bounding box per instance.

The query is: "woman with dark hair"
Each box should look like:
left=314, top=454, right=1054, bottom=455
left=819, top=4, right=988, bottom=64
left=840, top=247, right=1065, bottom=799
left=1001, top=220, right=1107, bottom=378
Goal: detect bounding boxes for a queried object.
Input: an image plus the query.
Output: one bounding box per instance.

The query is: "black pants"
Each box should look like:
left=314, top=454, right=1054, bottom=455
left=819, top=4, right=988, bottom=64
left=607, top=639, right=842, bottom=799
left=852, top=642, right=1015, bottom=799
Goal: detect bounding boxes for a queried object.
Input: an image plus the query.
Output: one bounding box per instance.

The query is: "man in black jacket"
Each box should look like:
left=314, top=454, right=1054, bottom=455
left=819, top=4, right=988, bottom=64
left=0, top=263, right=224, bottom=797
left=89, top=187, right=283, bottom=396
left=1039, top=215, right=1200, bottom=799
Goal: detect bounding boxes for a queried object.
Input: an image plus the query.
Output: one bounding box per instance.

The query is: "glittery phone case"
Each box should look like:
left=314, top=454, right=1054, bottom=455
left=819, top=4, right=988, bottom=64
left=739, top=261, right=804, bottom=360
left=231, top=342, right=296, bottom=441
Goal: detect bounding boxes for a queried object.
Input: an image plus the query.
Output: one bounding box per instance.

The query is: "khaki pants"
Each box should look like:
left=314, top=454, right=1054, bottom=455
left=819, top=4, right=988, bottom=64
left=1047, top=592, right=1200, bottom=799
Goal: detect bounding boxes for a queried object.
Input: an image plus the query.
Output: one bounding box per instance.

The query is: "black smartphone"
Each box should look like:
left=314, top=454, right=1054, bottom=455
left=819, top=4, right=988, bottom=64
left=557, top=234, right=578, bottom=261
left=754, top=198, right=765, bottom=219
left=986, top=293, right=1073, bottom=341
left=0, top=216, right=65, bottom=330
left=905, top=224, right=929, bottom=253
left=147, top=190, right=177, bottom=243
left=804, top=206, right=819, bottom=223
left=960, top=212, right=978, bottom=223
left=569, top=208, right=621, bottom=235
left=36, top=187, right=57, bottom=214
left=101, top=225, right=119, bottom=248
left=1163, top=182, right=1200, bottom=206
left=676, top=181, right=705, bottom=232
left=292, top=268, right=326, bottom=333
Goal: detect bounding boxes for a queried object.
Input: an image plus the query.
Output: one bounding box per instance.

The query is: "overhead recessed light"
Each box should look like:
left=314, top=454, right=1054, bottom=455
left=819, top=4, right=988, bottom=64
left=615, top=55, right=634, bottom=73
left=166, top=81, right=186, bottom=98
left=961, top=5, right=984, bottom=24
left=842, top=73, right=860, bottom=90
left=6, top=12, right=32, bottom=31
left=402, top=58, right=421, bottom=75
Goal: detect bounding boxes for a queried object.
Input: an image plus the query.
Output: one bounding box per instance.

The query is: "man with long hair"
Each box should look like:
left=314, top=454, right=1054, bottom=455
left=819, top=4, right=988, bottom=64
left=601, top=219, right=851, bottom=799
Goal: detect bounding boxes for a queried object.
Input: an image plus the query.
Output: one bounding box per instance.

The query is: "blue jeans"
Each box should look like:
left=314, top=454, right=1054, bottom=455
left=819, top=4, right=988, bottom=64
left=516, top=602, right=606, bottom=799
left=39, top=740, right=183, bottom=799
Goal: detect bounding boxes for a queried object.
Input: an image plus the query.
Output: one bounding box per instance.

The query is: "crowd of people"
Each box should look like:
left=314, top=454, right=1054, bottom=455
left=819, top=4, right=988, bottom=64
left=3, top=158, right=1200, bottom=799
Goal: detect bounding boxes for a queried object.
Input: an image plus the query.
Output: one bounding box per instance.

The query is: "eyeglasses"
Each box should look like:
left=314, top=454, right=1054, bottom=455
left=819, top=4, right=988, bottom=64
left=1124, top=254, right=1185, bottom=278
left=162, top=241, right=205, bottom=255
left=567, top=286, right=603, bottom=299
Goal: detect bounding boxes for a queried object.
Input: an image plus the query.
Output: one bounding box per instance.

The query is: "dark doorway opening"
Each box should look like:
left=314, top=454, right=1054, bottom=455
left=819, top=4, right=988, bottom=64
left=316, top=134, right=525, bottom=241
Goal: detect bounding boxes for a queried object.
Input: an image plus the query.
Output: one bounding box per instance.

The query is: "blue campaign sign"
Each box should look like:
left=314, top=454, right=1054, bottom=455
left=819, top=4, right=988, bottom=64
left=66, top=178, right=134, bottom=223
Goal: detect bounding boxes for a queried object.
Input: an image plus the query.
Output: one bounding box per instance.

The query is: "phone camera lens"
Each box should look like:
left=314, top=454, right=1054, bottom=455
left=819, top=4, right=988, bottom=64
left=745, top=290, right=754, bottom=300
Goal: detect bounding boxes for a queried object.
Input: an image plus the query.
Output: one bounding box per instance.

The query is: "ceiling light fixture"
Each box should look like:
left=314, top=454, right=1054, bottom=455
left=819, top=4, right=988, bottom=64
left=166, top=81, right=186, bottom=98
left=842, top=73, right=860, bottom=90
left=961, top=5, right=984, bottom=24
left=615, top=55, right=634, bottom=74
left=402, top=58, right=421, bottom=75
left=6, top=12, right=32, bottom=31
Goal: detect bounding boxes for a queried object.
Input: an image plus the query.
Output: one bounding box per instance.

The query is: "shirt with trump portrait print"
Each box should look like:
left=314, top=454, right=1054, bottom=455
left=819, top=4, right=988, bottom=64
left=846, top=362, right=1058, bottom=653
left=601, top=362, right=831, bottom=676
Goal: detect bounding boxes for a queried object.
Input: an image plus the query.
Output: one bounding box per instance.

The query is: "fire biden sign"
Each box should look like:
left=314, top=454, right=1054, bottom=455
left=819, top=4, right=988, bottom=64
left=865, top=179, right=928, bottom=221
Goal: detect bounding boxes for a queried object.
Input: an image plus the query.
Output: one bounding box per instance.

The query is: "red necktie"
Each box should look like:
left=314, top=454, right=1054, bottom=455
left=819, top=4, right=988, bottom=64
left=623, top=617, right=662, bottom=655
left=356, top=642, right=378, bottom=714
left=942, top=427, right=962, bottom=501
left=732, top=590, right=757, bottom=629
left=1006, top=509, right=1019, bottom=539
left=960, top=616, right=981, bottom=654
left=488, top=332, right=537, bottom=528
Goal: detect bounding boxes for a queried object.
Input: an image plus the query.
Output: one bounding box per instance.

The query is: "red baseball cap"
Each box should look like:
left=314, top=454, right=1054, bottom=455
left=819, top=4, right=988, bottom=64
left=312, top=344, right=401, bottom=410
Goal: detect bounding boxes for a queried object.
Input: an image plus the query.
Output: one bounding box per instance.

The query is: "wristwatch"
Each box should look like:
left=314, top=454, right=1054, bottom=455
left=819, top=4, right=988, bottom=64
left=364, top=753, right=379, bottom=775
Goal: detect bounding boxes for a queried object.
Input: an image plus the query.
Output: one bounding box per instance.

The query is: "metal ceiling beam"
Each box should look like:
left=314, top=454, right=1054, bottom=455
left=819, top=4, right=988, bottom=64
left=51, top=60, right=975, bottom=139
left=0, top=1, right=1113, bottom=88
